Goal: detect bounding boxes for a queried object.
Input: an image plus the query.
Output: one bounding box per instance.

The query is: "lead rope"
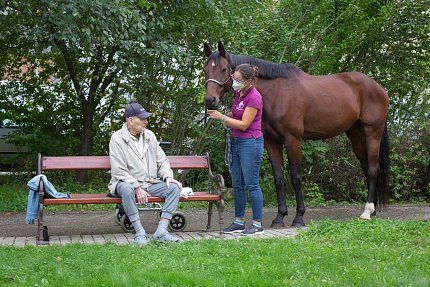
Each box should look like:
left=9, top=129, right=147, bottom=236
left=223, top=104, right=232, bottom=175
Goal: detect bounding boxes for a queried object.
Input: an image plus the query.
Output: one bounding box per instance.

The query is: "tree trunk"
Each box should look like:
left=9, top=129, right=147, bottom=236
left=76, top=100, right=95, bottom=183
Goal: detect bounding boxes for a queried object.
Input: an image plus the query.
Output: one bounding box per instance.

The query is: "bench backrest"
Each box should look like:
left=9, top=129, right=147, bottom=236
left=38, top=154, right=210, bottom=173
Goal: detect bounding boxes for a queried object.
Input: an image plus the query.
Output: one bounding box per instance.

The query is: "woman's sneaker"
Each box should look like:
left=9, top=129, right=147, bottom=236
left=241, top=225, right=264, bottom=236
left=223, top=222, right=246, bottom=234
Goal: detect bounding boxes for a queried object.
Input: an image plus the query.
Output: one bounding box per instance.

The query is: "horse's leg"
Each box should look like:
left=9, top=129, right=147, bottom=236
left=346, top=123, right=380, bottom=219
left=360, top=125, right=386, bottom=219
left=285, top=138, right=306, bottom=227
left=265, top=138, right=287, bottom=228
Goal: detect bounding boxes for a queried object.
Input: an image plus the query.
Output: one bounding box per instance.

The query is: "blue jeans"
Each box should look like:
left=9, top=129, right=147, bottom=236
left=230, top=136, right=264, bottom=222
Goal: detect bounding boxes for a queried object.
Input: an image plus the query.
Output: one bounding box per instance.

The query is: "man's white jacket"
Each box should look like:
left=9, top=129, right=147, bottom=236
left=108, top=123, right=173, bottom=195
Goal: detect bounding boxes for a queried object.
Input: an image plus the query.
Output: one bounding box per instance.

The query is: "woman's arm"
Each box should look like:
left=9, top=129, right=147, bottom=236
left=207, top=107, right=257, bottom=131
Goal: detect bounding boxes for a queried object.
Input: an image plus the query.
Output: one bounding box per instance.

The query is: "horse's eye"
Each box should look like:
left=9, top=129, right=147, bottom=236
left=222, top=68, right=227, bottom=73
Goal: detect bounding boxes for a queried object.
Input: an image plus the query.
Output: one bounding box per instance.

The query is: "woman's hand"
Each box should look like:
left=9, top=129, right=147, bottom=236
left=207, top=110, right=223, bottom=120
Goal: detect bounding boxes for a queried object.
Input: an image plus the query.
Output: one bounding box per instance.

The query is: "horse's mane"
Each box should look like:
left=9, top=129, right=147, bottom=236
left=229, top=53, right=299, bottom=79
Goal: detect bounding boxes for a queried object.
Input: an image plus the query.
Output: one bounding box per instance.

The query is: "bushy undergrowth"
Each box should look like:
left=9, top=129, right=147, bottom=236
left=1, top=121, right=429, bottom=213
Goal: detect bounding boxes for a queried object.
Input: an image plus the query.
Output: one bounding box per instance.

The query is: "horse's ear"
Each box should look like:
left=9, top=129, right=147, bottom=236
left=203, top=42, right=212, bottom=58
left=218, top=41, right=226, bottom=57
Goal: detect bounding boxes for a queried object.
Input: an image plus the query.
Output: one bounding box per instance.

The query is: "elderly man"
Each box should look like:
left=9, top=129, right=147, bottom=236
left=108, top=102, right=182, bottom=245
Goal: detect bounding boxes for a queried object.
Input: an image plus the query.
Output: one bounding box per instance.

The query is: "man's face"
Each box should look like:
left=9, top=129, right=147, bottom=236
left=128, top=116, right=148, bottom=134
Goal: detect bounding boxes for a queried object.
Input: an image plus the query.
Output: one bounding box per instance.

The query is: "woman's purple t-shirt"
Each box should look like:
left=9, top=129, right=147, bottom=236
left=231, top=86, right=263, bottom=139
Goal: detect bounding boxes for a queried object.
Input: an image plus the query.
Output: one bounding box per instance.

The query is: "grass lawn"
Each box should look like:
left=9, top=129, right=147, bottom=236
left=0, top=219, right=429, bottom=286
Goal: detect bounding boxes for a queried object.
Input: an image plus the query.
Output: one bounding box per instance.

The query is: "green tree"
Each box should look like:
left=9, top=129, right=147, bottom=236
left=0, top=0, right=183, bottom=180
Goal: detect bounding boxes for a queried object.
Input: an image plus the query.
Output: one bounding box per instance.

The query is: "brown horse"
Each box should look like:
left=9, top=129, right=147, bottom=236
left=203, top=42, right=390, bottom=227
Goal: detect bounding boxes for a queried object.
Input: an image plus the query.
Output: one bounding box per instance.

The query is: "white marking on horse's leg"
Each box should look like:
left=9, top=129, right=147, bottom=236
left=360, top=202, right=375, bottom=220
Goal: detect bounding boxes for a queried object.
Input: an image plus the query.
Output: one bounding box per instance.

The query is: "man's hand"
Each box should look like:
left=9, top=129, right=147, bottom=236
left=135, top=186, right=149, bottom=204
left=165, top=177, right=183, bottom=189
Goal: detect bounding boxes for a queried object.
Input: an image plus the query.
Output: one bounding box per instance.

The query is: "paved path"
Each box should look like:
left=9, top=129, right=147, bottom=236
left=1, top=203, right=428, bottom=247
left=0, top=228, right=304, bottom=247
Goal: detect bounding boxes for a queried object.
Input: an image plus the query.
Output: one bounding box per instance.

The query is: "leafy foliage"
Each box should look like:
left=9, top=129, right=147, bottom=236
left=390, top=121, right=430, bottom=201
left=0, top=0, right=429, bottom=202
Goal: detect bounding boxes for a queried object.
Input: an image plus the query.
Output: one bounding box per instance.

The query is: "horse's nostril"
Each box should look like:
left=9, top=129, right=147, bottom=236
left=204, top=97, right=217, bottom=109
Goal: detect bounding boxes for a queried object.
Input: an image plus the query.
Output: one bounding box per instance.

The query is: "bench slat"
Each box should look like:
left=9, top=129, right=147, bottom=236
left=42, top=156, right=110, bottom=170
left=41, top=155, right=208, bottom=170
left=44, top=192, right=220, bottom=205
left=168, top=156, right=209, bottom=169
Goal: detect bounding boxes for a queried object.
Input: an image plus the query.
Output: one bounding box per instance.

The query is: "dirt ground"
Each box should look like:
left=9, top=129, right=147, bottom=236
left=1, top=203, right=429, bottom=238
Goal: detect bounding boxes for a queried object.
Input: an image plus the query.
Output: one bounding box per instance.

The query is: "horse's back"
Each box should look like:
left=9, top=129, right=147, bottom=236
left=260, top=70, right=388, bottom=140
left=300, top=71, right=388, bottom=120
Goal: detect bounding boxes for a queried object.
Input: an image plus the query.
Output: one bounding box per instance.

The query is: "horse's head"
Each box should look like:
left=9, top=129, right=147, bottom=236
left=203, top=41, right=232, bottom=110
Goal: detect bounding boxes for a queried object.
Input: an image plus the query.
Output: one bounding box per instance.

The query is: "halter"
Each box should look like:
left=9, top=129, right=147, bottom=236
left=204, top=66, right=233, bottom=92
left=205, top=75, right=231, bottom=87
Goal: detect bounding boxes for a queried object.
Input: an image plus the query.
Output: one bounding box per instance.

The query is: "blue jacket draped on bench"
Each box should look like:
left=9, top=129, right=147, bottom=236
left=26, top=174, right=70, bottom=224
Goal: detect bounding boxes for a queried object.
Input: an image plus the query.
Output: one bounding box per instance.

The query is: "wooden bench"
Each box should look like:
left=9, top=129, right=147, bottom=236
left=36, top=153, right=225, bottom=245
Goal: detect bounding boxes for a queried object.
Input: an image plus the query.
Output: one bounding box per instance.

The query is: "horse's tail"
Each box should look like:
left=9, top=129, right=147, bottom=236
left=377, top=121, right=390, bottom=206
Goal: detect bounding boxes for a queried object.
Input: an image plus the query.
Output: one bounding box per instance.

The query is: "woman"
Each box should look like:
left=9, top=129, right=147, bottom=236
left=208, top=63, right=264, bottom=236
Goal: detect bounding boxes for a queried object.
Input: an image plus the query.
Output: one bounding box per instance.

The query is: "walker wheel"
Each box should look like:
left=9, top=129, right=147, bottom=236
left=120, top=215, right=135, bottom=233
left=168, top=212, right=187, bottom=232
left=114, top=209, right=123, bottom=225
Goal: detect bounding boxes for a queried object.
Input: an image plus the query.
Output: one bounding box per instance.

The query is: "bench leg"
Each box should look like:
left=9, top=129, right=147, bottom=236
left=216, top=200, right=225, bottom=236
left=37, top=202, right=49, bottom=245
left=206, top=201, right=213, bottom=230
left=36, top=180, right=49, bottom=245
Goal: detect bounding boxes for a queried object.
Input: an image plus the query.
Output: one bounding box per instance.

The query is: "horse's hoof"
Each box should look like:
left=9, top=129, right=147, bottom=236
left=270, top=220, right=285, bottom=228
left=359, top=214, right=370, bottom=220
left=291, top=221, right=305, bottom=227
left=360, top=202, right=375, bottom=220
